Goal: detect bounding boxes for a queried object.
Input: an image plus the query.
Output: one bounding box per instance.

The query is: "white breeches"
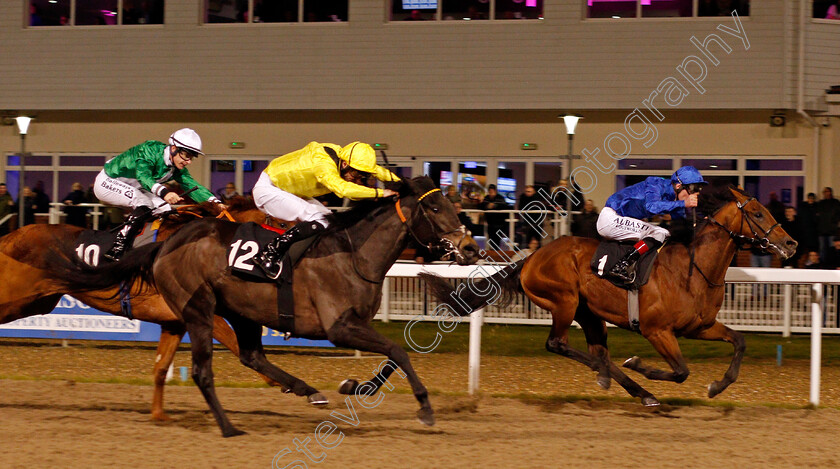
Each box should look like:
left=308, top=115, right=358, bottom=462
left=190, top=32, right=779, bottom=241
left=93, top=170, right=171, bottom=215
left=596, top=207, right=670, bottom=243
left=252, top=172, right=331, bottom=227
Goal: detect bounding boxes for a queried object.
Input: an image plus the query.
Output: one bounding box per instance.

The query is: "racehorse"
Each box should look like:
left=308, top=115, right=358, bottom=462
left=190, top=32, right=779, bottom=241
left=0, top=197, right=291, bottom=420
left=421, top=185, right=798, bottom=405
left=46, top=176, right=479, bottom=436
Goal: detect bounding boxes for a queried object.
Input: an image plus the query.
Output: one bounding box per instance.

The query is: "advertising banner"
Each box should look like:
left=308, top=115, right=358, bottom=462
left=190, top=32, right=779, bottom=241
left=0, top=295, right=332, bottom=347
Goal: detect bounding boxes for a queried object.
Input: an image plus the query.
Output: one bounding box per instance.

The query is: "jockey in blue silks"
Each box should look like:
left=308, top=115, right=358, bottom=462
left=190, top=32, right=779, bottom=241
left=596, top=166, right=708, bottom=283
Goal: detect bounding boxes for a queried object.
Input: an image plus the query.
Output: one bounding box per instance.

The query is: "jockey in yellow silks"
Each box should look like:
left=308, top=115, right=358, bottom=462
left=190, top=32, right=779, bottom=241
left=252, top=141, right=400, bottom=279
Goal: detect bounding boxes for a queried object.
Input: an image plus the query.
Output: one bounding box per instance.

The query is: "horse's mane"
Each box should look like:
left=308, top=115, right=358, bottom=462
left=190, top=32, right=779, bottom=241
left=667, top=182, right=748, bottom=245
left=323, top=177, right=434, bottom=233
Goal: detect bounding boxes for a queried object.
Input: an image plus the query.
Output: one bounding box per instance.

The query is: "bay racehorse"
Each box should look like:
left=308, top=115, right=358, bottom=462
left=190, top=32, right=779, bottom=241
left=47, top=176, right=478, bottom=436
left=421, top=185, right=798, bottom=405
left=0, top=197, right=291, bottom=420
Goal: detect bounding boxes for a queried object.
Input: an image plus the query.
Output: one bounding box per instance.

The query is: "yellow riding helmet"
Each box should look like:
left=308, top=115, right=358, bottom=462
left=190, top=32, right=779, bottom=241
left=338, top=142, right=377, bottom=173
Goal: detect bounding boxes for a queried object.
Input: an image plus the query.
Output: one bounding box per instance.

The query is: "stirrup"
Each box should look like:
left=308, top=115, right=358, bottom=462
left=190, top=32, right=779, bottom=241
left=609, top=261, right=636, bottom=284
left=257, top=252, right=283, bottom=280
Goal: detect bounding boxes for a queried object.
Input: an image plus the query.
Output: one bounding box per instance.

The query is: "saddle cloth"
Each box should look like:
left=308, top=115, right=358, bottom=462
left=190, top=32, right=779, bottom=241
left=590, top=240, right=658, bottom=291
left=74, top=220, right=161, bottom=267
left=226, top=222, right=319, bottom=335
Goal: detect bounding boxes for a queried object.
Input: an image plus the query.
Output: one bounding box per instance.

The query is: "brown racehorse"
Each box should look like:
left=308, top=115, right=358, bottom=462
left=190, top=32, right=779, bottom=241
left=421, top=185, right=798, bottom=406
left=0, top=197, right=291, bottom=420
left=47, top=176, right=479, bottom=436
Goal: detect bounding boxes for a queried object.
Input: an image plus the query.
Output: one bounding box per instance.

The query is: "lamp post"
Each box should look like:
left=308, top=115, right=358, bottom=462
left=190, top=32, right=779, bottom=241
left=15, top=116, right=31, bottom=230
left=561, top=114, right=580, bottom=235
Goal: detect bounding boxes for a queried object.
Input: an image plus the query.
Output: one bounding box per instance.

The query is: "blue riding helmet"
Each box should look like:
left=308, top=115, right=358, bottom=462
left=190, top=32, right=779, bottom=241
left=670, top=166, right=708, bottom=187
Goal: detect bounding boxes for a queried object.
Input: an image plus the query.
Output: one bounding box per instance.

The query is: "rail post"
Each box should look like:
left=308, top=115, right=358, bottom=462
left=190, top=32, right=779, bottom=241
left=783, top=283, right=792, bottom=338
left=810, top=283, right=822, bottom=406
left=381, top=278, right=390, bottom=323
left=468, top=307, right=484, bottom=395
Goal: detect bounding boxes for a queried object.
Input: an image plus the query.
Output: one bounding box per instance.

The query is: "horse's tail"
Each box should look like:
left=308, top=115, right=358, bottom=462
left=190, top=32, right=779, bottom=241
left=419, top=259, right=526, bottom=317
left=49, top=242, right=163, bottom=294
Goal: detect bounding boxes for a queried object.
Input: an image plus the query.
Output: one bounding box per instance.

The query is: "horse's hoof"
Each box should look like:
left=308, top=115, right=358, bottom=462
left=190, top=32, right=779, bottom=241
left=282, top=387, right=293, bottom=394
left=308, top=393, right=329, bottom=406
left=417, top=408, right=436, bottom=427
left=222, top=428, right=248, bottom=438
left=623, top=356, right=640, bottom=369
left=641, top=396, right=661, bottom=407
left=150, top=412, right=172, bottom=422
left=596, top=375, right=611, bottom=390
left=338, top=379, right=358, bottom=395
left=707, top=381, right=724, bottom=398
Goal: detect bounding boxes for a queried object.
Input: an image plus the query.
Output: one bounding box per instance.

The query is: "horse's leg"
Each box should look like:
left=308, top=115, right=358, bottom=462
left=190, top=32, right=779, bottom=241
left=210, top=315, right=287, bottom=391
left=622, top=329, right=690, bottom=383
left=222, top=314, right=326, bottom=404
left=685, top=321, right=746, bottom=398
left=326, top=311, right=435, bottom=426
left=575, top=311, right=660, bottom=406
left=179, top=289, right=244, bottom=438
left=150, top=323, right=185, bottom=421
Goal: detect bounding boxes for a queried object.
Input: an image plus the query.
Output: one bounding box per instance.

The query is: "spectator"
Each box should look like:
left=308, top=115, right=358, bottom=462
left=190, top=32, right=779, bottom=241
left=516, top=185, right=540, bottom=245
left=780, top=206, right=802, bottom=268
left=766, top=192, right=785, bottom=224
left=572, top=199, right=600, bottom=239
left=444, top=185, right=461, bottom=204
left=217, top=182, right=240, bottom=202
left=479, top=184, right=510, bottom=249
left=521, top=237, right=541, bottom=257
left=15, top=186, right=36, bottom=227
left=815, top=187, right=840, bottom=263
left=0, top=183, right=14, bottom=235
left=804, top=250, right=823, bottom=269
left=550, top=178, right=583, bottom=214
left=797, top=192, right=819, bottom=254
left=823, top=237, right=840, bottom=269
left=62, top=182, right=89, bottom=228
left=32, top=180, right=51, bottom=214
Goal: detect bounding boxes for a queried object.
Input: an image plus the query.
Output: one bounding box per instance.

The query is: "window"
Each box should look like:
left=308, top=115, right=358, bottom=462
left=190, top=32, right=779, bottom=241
left=390, top=0, right=544, bottom=21
left=614, top=155, right=805, bottom=208
left=814, top=1, right=840, bottom=20
left=28, top=0, right=164, bottom=27
left=204, top=0, right=348, bottom=24
left=586, top=0, right=749, bottom=19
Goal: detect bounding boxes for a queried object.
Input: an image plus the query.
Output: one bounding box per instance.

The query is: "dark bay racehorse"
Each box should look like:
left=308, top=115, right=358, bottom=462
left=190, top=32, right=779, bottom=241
left=0, top=197, right=291, bottom=420
left=421, top=185, right=798, bottom=405
left=47, top=176, right=478, bottom=436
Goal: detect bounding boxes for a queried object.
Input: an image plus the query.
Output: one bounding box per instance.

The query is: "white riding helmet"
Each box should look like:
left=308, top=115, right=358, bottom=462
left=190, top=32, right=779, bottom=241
left=168, top=128, right=204, bottom=155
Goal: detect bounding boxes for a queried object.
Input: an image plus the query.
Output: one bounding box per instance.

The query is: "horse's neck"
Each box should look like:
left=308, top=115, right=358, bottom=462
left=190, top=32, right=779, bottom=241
left=343, top=204, right=410, bottom=280
left=684, top=223, right=738, bottom=286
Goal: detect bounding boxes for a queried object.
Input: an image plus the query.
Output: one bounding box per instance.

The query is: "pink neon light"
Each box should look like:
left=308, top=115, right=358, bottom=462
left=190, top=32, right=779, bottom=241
left=526, top=0, right=536, bottom=6
left=588, top=0, right=653, bottom=5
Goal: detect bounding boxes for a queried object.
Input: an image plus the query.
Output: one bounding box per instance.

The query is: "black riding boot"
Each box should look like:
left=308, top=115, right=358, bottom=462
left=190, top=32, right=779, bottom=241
left=103, top=206, right=153, bottom=262
left=256, top=221, right=325, bottom=280
left=608, top=237, right=662, bottom=284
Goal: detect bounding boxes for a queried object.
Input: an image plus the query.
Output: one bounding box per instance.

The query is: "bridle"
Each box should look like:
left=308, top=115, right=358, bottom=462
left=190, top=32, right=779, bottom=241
left=690, top=195, right=782, bottom=288
left=708, top=196, right=781, bottom=251
left=395, top=188, right=467, bottom=264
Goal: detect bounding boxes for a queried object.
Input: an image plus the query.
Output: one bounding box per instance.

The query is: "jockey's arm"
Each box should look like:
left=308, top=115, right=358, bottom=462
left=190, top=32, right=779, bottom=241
left=373, top=165, right=401, bottom=183
left=315, top=159, right=384, bottom=200
left=174, top=170, right=221, bottom=204
left=643, top=182, right=685, bottom=217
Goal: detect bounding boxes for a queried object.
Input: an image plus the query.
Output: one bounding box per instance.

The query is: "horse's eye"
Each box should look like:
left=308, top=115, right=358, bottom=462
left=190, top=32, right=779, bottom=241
left=754, top=212, right=763, bottom=219
left=432, top=207, right=440, bottom=213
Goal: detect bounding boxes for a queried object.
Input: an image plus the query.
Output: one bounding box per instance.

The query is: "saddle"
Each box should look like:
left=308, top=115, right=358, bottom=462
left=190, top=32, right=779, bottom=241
left=74, top=220, right=162, bottom=267
left=226, top=222, right=321, bottom=335
left=590, top=240, right=659, bottom=291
